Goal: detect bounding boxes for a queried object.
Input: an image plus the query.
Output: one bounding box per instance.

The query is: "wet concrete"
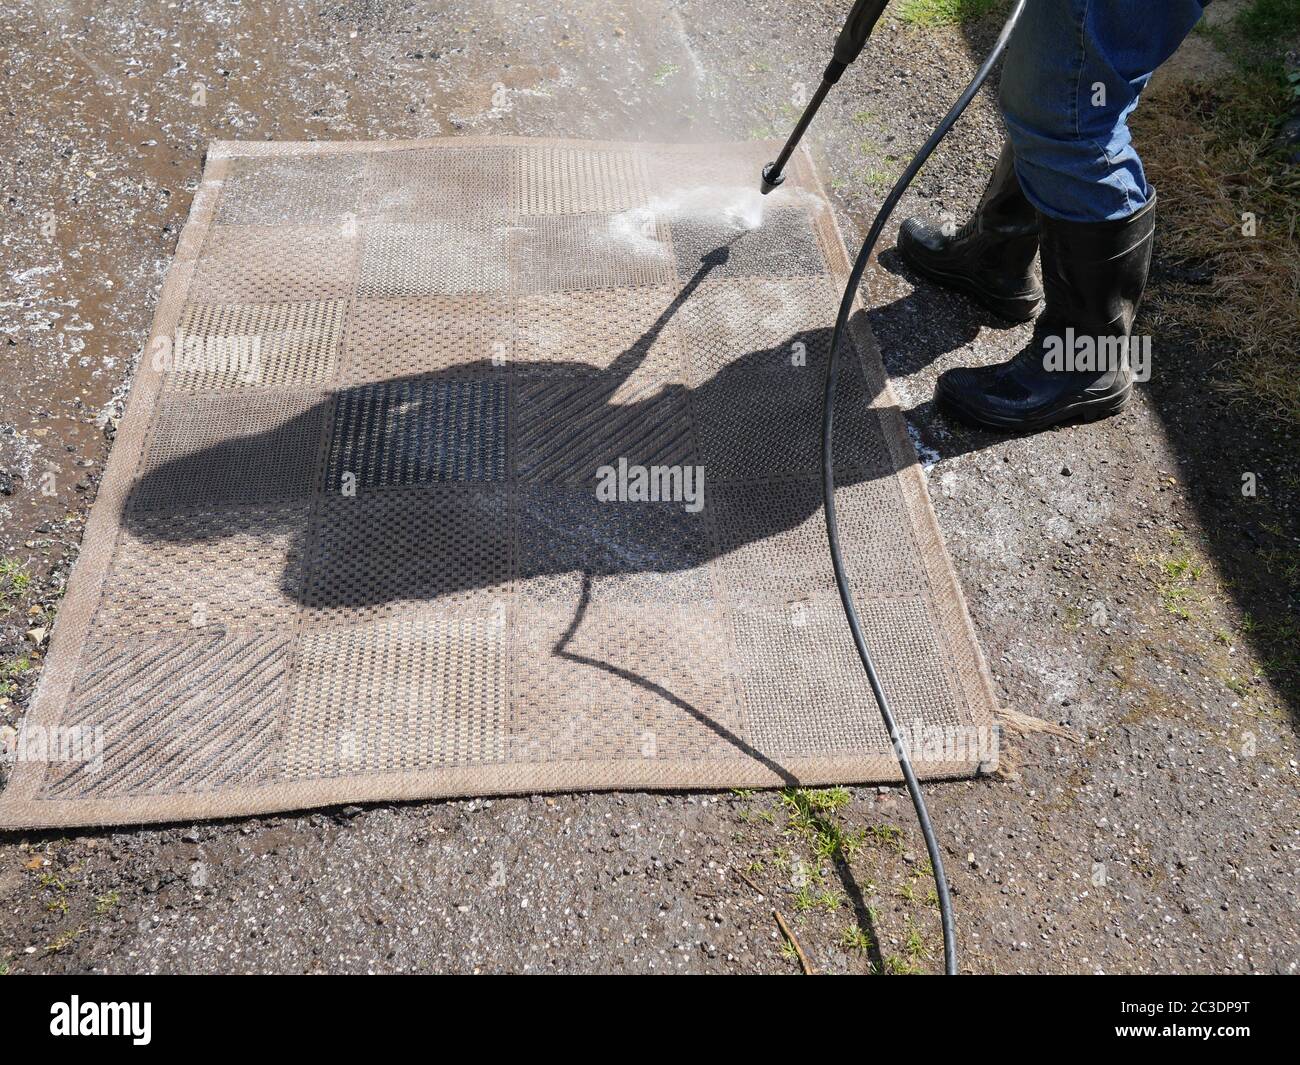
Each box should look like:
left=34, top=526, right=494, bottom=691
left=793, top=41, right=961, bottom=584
left=1, top=2, right=1296, bottom=973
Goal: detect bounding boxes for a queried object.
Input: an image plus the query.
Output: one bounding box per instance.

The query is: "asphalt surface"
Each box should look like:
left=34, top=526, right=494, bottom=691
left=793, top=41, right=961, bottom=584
left=0, top=0, right=1296, bottom=974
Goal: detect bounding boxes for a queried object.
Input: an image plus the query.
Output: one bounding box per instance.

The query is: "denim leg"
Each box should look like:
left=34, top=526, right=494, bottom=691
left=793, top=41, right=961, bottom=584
left=999, top=0, right=1205, bottom=222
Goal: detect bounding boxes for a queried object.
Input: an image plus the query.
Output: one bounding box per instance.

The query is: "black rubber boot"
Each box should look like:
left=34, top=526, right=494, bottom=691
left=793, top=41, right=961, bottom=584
left=936, top=193, right=1157, bottom=432
left=898, top=141, right=1043, bottom=322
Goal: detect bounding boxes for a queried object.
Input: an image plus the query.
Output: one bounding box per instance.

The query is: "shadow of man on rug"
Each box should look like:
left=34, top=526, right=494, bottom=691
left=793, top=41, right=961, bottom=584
left=127, top=247, right=915, bottom=612
left=118, top=246, right=944, bottom=802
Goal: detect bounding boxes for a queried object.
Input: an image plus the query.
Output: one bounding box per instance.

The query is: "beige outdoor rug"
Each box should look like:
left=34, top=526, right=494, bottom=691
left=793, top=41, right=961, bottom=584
left=0, top=137, right=998, bottom=828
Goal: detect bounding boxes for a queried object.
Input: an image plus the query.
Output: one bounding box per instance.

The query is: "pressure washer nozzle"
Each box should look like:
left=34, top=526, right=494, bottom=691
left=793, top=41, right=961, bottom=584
left=760, top=162, right=785, bottom=195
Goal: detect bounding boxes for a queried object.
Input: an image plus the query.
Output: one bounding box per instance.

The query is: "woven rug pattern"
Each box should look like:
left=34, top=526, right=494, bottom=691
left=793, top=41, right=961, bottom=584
left=0, top=138, right=998, bottom=827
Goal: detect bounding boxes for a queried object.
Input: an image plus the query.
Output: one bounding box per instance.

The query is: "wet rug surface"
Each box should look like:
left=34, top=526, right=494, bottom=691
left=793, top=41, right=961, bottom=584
left=0, top=137, right=998, bottom=827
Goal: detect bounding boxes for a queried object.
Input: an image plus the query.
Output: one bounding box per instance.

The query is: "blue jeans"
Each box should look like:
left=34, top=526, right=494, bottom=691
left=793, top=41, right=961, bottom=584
left=999, top=0, right=1205, bottom=222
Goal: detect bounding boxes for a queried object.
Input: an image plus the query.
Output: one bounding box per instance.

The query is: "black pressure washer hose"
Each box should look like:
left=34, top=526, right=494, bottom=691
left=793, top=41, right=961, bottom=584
left=761, top=0, right=1027, bottom=975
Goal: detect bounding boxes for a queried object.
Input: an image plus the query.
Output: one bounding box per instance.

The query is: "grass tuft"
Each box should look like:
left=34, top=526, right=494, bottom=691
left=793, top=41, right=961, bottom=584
left=840, top=924, right=874, bottom=952
left=0, top=559, right=32, bottom=599
left=895, top=0, right=1005, bottom=27
left=1238, top=0, right=1300, bottom=42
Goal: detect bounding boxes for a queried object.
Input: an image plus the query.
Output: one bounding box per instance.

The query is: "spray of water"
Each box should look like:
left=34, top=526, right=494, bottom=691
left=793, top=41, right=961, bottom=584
left=607, top=182, right=819, bottom=256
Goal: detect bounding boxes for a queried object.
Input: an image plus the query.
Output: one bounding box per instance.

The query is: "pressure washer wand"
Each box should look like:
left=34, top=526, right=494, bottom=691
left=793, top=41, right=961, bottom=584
left=760, top=0, right=890, bottom=193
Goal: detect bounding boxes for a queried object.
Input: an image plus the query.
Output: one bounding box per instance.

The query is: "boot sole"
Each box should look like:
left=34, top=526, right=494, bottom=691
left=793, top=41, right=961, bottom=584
left=900, top=245, right=1043, bottom=323
left=939, top=382, right=1131, bottom=433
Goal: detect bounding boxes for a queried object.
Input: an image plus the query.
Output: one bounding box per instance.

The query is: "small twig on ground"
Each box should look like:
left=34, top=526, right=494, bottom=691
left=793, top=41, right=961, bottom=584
left=774, top=910, right=815, bottom=975
left=734, top=867, right=764, bottom=897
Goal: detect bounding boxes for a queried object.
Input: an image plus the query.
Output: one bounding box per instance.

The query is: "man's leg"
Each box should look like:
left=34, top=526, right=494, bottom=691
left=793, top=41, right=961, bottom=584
left=999, top=0, right=1204, bottom=224
left=933, top=0, right=1204, bottom=431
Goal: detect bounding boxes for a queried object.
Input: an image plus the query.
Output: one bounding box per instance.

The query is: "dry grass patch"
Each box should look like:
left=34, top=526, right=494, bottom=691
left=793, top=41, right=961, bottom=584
left=1133, top=3, right=1300, bottom=424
